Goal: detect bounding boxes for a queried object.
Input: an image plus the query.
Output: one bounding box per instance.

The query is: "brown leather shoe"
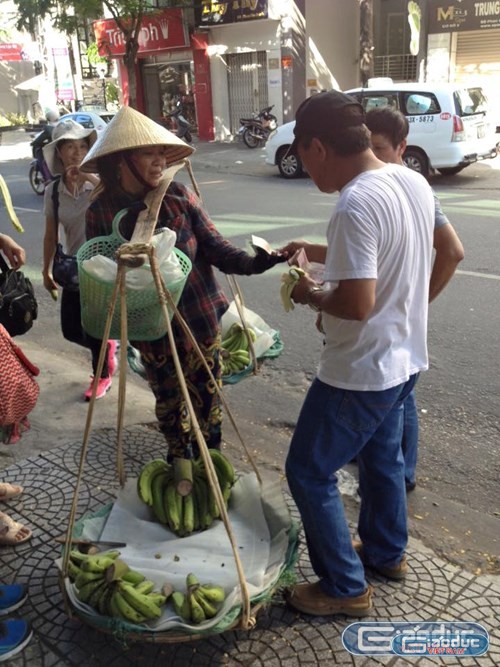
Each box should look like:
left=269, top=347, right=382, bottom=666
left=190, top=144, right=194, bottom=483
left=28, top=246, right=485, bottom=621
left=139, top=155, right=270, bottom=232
left=285, top=581, right=373, bottom=617
left=353, top=539, right=408, bottom=580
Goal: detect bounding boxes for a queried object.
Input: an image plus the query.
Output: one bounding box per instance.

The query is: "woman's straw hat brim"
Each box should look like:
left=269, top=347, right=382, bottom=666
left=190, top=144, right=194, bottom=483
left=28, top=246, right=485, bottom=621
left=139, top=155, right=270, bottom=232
left=43, top=119, right=98, bottom=175
left=80, top=106, right=195, bottom=173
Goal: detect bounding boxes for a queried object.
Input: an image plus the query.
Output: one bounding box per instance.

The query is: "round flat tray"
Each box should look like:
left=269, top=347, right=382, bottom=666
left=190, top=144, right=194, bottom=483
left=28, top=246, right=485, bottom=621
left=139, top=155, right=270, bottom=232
left=58, top=490, right=299, bottom=643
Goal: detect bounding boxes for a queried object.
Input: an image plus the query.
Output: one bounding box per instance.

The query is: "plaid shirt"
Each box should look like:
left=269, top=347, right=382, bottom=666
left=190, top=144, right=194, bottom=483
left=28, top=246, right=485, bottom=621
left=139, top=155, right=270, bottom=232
left=86, top=181, right=255, bottom=347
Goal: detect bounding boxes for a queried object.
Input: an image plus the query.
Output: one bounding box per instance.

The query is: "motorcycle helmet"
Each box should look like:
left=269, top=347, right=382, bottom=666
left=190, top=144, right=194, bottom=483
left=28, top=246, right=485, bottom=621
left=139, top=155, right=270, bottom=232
left=45, top=109, right=60, bottom=123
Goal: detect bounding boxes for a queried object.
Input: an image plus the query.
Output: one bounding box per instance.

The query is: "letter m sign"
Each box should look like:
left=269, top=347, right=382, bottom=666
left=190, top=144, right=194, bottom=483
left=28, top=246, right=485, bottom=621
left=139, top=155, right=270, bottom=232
left=437, top=6, right=454, bottom=21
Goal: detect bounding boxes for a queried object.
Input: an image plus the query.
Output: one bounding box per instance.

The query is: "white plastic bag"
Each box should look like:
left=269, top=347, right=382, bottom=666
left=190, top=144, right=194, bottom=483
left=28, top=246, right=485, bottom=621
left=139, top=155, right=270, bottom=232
left=82, top=228, right=185, bottom=290
left=221, top=301, right=277, bottom=359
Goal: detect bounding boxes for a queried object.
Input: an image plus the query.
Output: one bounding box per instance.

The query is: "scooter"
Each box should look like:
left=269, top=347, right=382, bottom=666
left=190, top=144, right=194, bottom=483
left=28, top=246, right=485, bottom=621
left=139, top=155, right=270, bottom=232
left=29, top=131, right=53, bottom=195
left=238, top=105, right=277, bottom=149
left=168, top=101, right=193, bottom=144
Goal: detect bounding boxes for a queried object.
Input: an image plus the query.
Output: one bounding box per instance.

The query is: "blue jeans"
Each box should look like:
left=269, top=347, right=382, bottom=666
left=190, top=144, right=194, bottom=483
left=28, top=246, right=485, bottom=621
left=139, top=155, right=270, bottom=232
left=285, top=375, right=417, bottom=599
left=402, top=383, right=419, bottom=486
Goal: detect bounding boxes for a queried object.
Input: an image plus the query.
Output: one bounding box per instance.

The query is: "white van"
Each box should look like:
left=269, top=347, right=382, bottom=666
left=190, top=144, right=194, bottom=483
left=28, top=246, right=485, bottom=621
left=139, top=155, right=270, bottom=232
left=345, top=82, right=498, bottom=177
left=265, top=81, right=498, bottom=178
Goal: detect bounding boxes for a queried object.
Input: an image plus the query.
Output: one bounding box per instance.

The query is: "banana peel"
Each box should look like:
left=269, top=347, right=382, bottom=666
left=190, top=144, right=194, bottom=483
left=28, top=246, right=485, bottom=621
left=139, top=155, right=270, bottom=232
left=0, top=173, right=24, bottom=233
left=280, top=267, right=306, bottom=312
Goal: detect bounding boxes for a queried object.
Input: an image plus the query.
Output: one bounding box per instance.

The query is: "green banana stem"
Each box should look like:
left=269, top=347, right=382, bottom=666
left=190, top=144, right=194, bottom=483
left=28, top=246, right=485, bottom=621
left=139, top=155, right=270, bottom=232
left=173, top=456, right=194, bottom=497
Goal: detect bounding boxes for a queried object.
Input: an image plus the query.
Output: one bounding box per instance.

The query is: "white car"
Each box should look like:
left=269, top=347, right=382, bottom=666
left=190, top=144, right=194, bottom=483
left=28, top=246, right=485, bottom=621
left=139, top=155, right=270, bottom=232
left=59, top=110, right=116, bottom=132
left=265, top=82, right=498, bottom=178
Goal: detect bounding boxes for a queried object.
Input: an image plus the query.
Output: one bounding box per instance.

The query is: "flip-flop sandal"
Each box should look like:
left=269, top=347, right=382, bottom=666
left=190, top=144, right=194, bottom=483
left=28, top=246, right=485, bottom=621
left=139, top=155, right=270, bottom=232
left=0, top=512, right=32, bottom=545
left=0, top=483, right=23, bottom=501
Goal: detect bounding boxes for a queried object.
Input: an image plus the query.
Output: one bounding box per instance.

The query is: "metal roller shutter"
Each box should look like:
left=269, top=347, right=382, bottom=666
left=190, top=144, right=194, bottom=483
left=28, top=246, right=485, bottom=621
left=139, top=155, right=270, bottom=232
left=455, top=30, right=500, bottom=75
left=227, top=51, right=268, bottom=134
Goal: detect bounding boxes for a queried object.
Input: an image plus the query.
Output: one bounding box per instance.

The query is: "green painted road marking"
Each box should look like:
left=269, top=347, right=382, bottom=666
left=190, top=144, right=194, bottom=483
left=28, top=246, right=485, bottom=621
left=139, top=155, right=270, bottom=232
left=213, top=215, right=329, bottom=237
left=441, top=205, right=500, bottom=217
left=456, top=269, right=500, bottom=280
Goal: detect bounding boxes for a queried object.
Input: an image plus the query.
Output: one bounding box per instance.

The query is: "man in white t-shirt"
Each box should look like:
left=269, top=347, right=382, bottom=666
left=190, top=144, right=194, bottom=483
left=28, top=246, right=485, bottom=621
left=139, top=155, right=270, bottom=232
left=281, top=91, right=435, bottom=617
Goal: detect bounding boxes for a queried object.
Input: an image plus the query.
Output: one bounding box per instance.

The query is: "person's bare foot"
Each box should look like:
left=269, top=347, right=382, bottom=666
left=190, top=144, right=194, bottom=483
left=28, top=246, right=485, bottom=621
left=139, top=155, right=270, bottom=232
left=0, top=483, right=23, bottom=501
left=0, top=512, right=32, bottom=545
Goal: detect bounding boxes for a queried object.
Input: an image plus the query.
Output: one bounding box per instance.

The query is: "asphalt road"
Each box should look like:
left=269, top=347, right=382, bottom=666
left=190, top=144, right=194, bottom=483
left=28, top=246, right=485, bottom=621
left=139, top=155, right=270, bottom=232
left=1, top=143, right=499, bottom=574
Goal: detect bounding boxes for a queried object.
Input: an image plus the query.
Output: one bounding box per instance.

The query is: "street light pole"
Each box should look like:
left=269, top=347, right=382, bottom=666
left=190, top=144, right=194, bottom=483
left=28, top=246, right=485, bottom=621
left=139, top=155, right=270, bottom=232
left=97, top=65, right=107, bottom=109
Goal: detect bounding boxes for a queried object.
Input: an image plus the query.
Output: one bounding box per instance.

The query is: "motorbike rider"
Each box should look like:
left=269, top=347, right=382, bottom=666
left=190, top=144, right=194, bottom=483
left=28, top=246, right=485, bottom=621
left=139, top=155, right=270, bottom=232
left=31, top=109, right=60, bottom=153
left=31, top=110, right=60, bottom=178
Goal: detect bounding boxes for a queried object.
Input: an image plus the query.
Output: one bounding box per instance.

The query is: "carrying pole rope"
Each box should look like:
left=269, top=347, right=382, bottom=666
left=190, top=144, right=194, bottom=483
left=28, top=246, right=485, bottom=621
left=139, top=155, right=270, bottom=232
left=60, top=264, right=122, bottom=589
left=225, top=275, right=258, bottom=376
left=147, top=247, right=254, bottom=629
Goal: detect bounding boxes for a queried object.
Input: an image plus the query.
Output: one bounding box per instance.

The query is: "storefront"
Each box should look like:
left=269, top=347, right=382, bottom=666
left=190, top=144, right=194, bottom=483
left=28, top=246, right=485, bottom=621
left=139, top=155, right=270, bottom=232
left=93, top=9, right=215, bottom=140
left=195, top=0, right=281, bottom=139
left=141, top=51, right=197, bottom=129
left=194, top=0, right=358, bottom=141
left=427, top=0, right=500, bottom=108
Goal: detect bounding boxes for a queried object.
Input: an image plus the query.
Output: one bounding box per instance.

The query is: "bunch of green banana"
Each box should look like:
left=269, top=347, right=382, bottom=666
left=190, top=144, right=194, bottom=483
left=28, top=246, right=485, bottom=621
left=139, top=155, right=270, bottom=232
left=137, top=450, right=235, bottom=537
left=172, top=573, right=226, bottom=625
left=137, top=458, right=194, bottom=536
left=137, top=458, right=173, bottom=507
left=108, top=580, right=167, bottom=625
left=220, top=323, right=257, bottom=376
left=68, top=549, right=169, bottom=623
left=191, top=449, right=236, bottom=530
left=68, top=549, right=121, bottom=608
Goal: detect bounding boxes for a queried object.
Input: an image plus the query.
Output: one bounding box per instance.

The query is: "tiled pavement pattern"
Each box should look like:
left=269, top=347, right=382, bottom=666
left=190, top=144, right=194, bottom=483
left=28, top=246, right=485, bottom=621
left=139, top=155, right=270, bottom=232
left=1, top=425, right=499, bottom=666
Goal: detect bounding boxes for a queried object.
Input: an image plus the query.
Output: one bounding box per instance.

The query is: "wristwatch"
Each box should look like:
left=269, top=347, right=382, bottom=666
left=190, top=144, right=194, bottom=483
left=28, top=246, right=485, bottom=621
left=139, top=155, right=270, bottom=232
left=307, top=286, right=323, bottom=311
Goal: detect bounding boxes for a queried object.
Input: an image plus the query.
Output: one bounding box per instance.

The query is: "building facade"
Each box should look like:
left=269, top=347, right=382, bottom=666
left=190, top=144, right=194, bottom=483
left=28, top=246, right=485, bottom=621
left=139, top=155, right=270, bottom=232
left=373, top=0, right=500, bottom=111
left=99, top=1, right=361, bottom=140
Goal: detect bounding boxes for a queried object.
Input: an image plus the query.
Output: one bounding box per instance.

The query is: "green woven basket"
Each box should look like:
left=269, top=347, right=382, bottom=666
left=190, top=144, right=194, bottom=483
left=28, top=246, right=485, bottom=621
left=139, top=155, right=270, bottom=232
left=77, top=209, right=191, bottom=341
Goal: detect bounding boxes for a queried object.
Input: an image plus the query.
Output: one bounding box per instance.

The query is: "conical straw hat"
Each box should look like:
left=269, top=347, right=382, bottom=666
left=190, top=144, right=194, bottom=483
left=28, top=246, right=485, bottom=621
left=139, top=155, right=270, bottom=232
left=80, top=105, right=195, bottom=173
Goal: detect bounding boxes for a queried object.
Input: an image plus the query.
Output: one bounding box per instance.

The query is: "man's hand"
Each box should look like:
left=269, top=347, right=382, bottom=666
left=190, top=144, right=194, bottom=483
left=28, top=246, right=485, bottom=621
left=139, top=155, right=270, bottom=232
left=291, top=273, right=317, bottom=304
left=279, top=239, right=310, bottom=257
left=279, top=239, right=327, bottom=264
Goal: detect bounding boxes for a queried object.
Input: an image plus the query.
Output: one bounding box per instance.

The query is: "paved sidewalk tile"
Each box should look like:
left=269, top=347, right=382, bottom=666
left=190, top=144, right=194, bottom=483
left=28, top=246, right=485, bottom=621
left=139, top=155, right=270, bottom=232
left=2, top=426, right=499, bottom=666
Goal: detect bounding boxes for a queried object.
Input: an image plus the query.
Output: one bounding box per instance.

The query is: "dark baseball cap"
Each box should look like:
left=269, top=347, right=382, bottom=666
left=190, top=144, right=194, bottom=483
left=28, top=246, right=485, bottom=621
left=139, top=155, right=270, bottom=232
left=289, top=90, right=365, bottom=154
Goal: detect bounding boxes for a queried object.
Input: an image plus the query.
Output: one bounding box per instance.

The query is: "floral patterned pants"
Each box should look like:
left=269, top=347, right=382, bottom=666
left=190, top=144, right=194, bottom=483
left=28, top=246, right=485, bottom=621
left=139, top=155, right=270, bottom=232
left=137, top=335, right=222, bottom=460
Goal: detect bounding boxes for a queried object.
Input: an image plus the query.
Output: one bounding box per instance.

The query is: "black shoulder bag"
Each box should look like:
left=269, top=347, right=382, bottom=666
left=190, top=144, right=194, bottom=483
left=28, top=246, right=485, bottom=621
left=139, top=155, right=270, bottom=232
left=51, top=178, right=79, bottom=290
left=0, top=253, right=38, bottom=336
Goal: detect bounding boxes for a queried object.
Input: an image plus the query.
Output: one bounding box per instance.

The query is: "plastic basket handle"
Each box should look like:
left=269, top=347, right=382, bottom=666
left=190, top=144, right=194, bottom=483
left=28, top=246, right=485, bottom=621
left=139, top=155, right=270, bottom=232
left=111, top=208, right=133, bottom=241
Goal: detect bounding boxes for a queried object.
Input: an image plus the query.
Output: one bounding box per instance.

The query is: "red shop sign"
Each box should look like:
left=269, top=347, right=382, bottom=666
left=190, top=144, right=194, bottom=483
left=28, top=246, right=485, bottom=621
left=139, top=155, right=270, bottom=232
left=0, top=43, right=23, bottom=61
left=94, top=9, right=189, bottom=58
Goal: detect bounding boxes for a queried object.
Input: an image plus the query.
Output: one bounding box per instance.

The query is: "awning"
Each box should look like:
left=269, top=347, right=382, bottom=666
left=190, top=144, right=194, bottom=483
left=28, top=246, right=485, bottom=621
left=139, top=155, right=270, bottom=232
left=14, top=75, right=46, bottom=91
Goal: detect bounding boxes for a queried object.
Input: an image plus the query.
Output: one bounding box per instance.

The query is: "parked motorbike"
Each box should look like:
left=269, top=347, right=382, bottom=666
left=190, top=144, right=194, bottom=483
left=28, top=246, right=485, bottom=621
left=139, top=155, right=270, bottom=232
left=29, top=130, right=53, bottom=196
left=238, top=105, right=278, bottom=149
left=167, top=100, right=193, bottom=143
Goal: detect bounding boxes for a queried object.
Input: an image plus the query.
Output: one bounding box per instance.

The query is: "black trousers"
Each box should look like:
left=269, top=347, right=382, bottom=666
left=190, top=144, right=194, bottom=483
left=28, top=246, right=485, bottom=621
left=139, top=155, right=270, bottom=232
left=60, top=288, right=110, bottom=378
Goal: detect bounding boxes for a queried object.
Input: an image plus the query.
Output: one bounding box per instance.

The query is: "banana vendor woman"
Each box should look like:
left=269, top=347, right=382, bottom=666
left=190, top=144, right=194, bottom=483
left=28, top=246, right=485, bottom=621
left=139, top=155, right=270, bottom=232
left=80, top=106, right=286, bottom=461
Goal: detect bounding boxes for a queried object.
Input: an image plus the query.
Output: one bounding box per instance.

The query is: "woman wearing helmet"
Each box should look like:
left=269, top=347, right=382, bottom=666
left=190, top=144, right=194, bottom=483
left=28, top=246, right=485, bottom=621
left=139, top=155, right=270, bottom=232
left=81, top=106, right=286, bottom=461
left=42, top=119, right=118, bottom=401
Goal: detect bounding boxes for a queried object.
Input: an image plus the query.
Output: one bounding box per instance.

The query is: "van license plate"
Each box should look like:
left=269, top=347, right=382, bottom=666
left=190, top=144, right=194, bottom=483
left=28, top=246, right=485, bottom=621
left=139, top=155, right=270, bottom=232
left=477, top=125, right=485, bottom=138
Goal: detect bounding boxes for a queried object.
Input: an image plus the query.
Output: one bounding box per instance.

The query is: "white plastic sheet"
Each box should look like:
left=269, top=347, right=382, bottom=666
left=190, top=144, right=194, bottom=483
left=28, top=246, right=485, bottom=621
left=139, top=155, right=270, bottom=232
left=61, top=473, right=292, bottom=632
